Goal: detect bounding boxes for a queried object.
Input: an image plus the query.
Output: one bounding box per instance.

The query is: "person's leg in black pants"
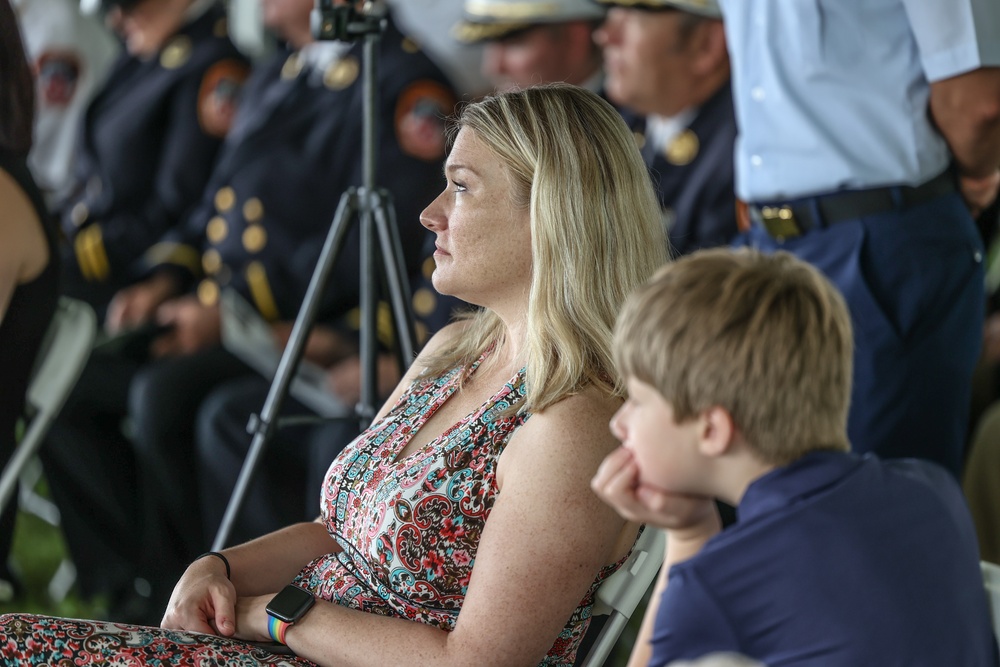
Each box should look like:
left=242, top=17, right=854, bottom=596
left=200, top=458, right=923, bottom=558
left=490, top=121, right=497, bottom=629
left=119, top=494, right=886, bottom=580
left=39, top=350, right=141, bottom=603
left=195, top=377, right=359, bottom=548
left=126, top=346, right=253, bottom=615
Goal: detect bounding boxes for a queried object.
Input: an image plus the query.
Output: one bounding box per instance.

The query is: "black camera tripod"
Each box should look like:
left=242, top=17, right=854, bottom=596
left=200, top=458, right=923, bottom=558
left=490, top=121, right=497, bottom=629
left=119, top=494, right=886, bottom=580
left=212, top=0, right=418, bottom=550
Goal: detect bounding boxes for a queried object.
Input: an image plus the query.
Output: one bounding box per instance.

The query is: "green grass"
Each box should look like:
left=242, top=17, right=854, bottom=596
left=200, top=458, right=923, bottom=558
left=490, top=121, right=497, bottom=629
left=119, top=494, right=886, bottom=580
left=0, top=487, right=106, bottom=619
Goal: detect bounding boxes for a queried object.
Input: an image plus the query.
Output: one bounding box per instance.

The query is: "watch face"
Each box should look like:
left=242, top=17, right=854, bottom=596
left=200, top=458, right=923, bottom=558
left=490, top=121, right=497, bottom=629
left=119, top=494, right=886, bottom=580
left=266, top=585, right=316, bottom=623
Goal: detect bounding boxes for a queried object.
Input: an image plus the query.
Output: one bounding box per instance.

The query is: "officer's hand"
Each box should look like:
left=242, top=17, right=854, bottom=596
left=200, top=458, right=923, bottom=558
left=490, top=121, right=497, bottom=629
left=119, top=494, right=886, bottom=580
left=105, top=272, right=179, bottom=334
left=960, top=168, right=1000, bottom=219
left=150, top=296, right=221, bottom=357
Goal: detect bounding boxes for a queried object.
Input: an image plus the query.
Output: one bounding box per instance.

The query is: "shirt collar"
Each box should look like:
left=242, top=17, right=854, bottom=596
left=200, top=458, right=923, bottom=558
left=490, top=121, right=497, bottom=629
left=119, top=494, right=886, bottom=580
left=737, top=450, right=865, bottom=524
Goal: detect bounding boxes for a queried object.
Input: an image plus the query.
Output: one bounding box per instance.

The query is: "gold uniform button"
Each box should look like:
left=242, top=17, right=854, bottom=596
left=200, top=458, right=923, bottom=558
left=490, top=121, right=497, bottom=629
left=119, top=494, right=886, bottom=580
left=160, top=36, right=192, bottom=70
left=202, top=249, right=222, bottom=274
left=206, top=216, right=228, bottom=243
left=401, top=37, right=419, bottom=54
left=242, top=225, right=268, bottom=253
left=214, top=186, right=236, bottom=213
left=324, top=57, right=359, bottom=90
left=665, top=128, right=699, bottom=166
left=197, top=279, right=219, bottom=306
left=213, top=17, right=228, bottom=38
left=242, top=197, right=264, bottom=223
left=413, top=287, right=437, bottom=317
left=70, top=202, right=89, bottom=226
left=281, top=53, right=303, bottom=80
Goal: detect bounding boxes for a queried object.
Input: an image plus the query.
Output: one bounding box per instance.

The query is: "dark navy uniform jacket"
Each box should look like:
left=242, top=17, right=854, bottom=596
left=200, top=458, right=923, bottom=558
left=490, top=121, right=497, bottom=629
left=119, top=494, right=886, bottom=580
left=142, top=17, right=457, bottom=324
left=60, top=3, right=249, bottom=292
left=622, top=82, right=738, bottom=256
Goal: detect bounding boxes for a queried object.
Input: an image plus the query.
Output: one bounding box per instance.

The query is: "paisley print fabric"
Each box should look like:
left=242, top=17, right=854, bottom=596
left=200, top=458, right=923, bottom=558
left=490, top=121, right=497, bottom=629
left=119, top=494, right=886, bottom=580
left=0, top=355, right=624, bottom=665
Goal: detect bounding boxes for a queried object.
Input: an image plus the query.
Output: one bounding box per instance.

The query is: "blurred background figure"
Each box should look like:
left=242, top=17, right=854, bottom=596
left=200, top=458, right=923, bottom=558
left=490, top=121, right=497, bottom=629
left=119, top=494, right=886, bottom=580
left=594, top=0, right=739, bottom=256
left=40, top=0, right=457, bottom=624
left=452, top=0, right=606, bottom=93
left=0, top=0, right=60, bottom=601
left=13, top=0, right=118, bottom=208
left=388, top=0, right=489, bottom=98
left=56, top=0, right=250, bottom=320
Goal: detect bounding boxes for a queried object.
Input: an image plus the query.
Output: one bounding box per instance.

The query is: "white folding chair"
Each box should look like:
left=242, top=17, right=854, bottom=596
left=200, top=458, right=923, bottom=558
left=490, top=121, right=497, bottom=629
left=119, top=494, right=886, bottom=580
left=579, top=526, right=666, bottom=667
left=981, top=561, right=1000, bottom=643
left=0, top=297, right=97, bottom=516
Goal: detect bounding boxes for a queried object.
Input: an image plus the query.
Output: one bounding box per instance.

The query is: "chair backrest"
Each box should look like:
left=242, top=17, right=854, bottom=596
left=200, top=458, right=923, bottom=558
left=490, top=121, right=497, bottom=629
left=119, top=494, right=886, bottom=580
left=0, top=297, right=97, bottom=513
left=982, top=561, right=1000, bottom=643
left=578, top=526, right=665, bottom=667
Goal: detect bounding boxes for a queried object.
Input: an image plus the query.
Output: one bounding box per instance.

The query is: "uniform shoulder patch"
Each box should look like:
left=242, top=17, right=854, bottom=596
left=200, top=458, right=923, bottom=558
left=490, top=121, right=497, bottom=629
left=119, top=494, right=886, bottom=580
left=198, top=59, right=249, bottom=138
left=394, top=80, right=456, bottom=162
left=36, top=51, right=82, bottom=108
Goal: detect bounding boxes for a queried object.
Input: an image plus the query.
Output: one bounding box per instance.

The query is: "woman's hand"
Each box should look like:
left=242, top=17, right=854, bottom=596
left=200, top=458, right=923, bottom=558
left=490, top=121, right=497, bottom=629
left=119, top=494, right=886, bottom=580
left=160, top=555, right=238, bottom=636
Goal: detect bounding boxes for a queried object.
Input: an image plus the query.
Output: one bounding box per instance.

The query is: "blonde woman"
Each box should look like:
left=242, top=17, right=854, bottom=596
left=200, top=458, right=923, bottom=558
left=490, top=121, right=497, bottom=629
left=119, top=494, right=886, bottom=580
left=0, top=84, right=667, bottom=666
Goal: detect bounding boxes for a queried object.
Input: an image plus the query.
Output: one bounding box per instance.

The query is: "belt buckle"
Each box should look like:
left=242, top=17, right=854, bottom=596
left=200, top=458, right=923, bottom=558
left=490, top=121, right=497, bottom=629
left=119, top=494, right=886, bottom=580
left=759, top=205, right=802, bottom=241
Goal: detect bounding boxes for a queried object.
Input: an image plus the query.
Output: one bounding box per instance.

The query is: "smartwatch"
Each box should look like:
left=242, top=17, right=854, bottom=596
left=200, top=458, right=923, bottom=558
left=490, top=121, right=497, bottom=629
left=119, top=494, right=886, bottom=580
left=265, top=584, right=316, bottom=644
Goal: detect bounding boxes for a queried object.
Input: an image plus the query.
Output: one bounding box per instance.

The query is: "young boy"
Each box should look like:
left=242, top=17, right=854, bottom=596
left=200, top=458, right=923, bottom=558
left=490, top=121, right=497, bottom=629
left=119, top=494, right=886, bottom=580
left=593, top=249, right=998, bottom=666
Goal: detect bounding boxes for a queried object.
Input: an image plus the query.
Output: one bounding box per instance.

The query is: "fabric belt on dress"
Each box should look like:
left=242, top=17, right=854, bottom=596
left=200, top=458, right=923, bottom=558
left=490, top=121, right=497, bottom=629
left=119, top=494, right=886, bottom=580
left=747, top=170, right=957, bottom=241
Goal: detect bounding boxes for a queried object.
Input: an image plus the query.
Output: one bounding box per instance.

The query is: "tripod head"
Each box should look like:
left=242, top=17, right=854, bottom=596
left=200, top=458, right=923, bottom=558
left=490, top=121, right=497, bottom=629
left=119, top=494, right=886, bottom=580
left=311, top=0, right=387, bottom=42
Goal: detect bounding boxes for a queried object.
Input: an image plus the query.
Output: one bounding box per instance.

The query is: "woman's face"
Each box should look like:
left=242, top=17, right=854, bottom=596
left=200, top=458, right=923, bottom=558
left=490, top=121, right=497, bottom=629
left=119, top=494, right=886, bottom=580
left=419, top=127, right=532, bottom=311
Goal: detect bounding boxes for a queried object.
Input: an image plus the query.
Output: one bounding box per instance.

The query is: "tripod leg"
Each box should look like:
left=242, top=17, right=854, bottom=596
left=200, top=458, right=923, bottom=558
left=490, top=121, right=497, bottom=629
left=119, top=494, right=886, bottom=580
left=371, top=189, right=417, bottom=365
left=211, top=189, right=359, bottom=551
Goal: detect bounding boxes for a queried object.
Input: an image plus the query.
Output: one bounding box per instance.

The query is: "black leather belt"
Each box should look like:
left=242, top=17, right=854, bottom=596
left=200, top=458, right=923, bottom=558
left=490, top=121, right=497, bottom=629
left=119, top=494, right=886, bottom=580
left=748, top=170, right=957, bottom=241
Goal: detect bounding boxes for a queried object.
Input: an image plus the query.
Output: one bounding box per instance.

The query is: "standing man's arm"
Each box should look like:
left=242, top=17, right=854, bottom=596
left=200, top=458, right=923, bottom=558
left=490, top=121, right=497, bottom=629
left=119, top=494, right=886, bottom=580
left=929, top=67, right=1000, bottom=214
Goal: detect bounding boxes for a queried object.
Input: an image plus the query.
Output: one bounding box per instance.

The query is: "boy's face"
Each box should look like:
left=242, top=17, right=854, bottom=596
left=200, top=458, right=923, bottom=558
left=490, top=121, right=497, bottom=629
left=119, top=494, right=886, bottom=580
left=610, top=377, right=704, bottom=493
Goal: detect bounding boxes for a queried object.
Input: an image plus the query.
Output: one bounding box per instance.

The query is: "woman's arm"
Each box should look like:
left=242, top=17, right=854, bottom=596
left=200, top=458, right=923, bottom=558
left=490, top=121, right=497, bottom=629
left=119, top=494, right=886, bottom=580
left=0, top=170, right=48, bottom=325
left=163, top=323, right=471, bottom=635
left=232, top=388, right=634, bottom=666
left=162, top=521, right=338, bottom=634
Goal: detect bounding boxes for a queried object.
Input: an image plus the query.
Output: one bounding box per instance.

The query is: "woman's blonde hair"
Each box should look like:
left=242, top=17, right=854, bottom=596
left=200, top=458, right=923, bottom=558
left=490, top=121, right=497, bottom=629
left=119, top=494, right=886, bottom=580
left=422, top=83, right=667, bottom=413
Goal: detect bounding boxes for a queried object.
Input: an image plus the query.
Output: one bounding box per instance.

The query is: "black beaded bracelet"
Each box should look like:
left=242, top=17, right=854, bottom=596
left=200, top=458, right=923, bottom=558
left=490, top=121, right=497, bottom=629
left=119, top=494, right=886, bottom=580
left=194, top=551, right=231, bottom=580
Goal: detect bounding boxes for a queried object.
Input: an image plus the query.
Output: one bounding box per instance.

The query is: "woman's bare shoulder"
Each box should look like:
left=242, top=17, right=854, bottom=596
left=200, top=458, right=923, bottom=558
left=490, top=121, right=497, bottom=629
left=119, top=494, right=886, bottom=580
left=511, top=386, right=622, bottom=464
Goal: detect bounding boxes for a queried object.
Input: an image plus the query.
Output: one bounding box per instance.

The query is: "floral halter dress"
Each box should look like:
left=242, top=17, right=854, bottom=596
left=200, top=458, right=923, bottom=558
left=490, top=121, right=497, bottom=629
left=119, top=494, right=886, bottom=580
left=0, top=355, right=624, bottom=666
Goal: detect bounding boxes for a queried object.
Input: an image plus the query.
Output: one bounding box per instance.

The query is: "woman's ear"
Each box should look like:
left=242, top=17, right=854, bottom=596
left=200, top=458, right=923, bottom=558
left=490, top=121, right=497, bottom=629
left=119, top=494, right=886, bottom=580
left=697, top=405, right=735, bottom=458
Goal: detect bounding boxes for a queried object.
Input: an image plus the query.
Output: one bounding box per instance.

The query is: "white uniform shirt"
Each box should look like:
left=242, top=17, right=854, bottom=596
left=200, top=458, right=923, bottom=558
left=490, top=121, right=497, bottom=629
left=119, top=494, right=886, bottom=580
left=718, top=0, right=1000, bottom=201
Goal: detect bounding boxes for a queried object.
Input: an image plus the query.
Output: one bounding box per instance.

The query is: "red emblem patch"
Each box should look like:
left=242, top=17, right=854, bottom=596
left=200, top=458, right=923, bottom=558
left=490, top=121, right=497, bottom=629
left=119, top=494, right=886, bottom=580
left=36, top=51, right=81, bottom=108
left=394, top=81, right=457, bottom=162
left=198, top=59, right=250, bottom=138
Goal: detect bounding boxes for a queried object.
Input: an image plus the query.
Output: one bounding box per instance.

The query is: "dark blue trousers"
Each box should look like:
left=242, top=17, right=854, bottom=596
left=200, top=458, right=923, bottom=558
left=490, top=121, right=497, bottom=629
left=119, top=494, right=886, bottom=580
left=737, top=192, right=984, bottom=478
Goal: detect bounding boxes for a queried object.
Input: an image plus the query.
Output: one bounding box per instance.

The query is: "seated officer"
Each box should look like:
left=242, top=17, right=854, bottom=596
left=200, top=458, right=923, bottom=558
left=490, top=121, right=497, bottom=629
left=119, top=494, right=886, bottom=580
left=40, top=0, right=456, bottom=623
left=57, top=0, right=249, bottom=319
left=594, top=0, right=739, bottom=255
left=452, top=0, right=606, bottom=93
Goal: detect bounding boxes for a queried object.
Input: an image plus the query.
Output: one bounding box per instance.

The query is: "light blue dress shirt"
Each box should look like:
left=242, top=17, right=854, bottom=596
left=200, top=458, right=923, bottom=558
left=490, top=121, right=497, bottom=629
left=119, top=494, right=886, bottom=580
left=718, top=0, right=1000, bottom=201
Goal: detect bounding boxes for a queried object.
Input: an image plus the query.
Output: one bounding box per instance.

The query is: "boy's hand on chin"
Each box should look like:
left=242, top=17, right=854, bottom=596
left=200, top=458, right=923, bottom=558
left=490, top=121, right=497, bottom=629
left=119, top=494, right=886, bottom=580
left=591, top=447, right=718, bottom=533
left=633, top=484, right=720, bottom=541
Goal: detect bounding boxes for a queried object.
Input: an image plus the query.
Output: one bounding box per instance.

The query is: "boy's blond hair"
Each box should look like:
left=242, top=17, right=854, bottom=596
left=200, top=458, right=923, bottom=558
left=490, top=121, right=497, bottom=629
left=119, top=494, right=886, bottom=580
left=615, top=249, right=852, bottom=465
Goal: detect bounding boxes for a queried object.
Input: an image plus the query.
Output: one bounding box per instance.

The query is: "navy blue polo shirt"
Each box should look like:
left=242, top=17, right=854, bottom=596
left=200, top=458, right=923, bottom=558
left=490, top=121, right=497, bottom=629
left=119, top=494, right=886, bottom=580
left=649, top=451, right=998, bottom=666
